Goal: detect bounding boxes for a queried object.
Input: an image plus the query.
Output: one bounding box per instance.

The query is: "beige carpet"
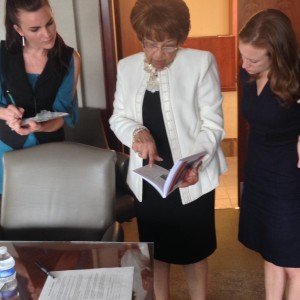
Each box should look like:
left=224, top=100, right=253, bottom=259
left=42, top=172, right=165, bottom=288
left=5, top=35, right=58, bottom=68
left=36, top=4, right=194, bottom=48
left=122, top=209, right=265, bottom=300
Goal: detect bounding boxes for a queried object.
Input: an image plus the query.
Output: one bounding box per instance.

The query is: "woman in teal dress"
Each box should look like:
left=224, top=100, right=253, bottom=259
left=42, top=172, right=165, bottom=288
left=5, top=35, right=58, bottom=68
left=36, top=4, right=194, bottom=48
left=0, top=0, right=81, bottom=193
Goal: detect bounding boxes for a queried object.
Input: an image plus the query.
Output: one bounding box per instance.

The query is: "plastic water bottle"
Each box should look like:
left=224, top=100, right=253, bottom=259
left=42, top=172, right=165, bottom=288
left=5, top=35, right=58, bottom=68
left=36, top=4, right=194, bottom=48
left=0, top=246, right=19, bottom=299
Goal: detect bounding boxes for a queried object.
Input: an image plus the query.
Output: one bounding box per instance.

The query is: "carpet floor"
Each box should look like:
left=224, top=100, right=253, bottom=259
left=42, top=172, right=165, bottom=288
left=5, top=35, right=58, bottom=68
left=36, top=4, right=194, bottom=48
left=123, top=208, right=265, bottom=300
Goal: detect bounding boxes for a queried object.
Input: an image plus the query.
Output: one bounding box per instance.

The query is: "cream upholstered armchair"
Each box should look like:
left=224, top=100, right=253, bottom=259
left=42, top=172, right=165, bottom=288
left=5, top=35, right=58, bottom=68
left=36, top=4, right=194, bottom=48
left=64, top=107, right=136, bottom=223
left=0, top=142, right=123, bottom=242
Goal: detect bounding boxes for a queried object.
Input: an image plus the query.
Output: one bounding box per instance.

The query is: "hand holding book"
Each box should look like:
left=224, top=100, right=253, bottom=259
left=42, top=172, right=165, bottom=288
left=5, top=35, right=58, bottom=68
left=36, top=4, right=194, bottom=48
left=178, top=166, right=199, bottom=188
left=133, top=151, right=206, bottom=198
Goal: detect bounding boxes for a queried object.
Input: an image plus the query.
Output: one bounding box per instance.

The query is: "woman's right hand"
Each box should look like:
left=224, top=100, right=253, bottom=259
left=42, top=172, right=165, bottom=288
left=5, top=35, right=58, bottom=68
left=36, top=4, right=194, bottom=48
left=3, top=105, right=24, bottom=129
left=132, top=129, right=163, bottom=166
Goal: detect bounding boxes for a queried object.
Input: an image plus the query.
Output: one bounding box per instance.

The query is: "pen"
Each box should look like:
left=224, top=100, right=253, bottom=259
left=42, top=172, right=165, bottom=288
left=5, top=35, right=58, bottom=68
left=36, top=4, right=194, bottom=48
left=35, top=261, right=55, bottom=279
left=6, top=90, right=16, bottom=105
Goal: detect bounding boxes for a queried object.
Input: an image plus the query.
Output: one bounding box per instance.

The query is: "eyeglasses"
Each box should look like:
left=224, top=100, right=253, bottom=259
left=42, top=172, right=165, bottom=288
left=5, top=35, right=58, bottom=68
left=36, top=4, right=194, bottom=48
left=143, top=39, right=178, bottom=53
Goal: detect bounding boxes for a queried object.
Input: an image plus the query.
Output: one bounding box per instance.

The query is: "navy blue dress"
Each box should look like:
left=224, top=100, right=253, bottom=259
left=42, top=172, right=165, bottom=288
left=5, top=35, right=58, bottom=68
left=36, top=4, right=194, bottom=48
left=238, top=69, right=300, bottom=267
left=134, top=90, right=216, bottom=265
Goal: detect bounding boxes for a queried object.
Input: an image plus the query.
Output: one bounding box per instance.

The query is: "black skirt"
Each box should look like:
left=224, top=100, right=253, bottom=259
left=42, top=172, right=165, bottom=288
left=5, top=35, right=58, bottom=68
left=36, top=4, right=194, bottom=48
left=135, top=90, right=216, bottom=264
left=135, top=188, right=216, bottom=264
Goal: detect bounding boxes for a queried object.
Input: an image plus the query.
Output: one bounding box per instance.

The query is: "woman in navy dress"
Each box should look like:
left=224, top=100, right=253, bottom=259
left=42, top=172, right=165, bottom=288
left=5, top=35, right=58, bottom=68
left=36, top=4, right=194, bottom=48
left=238, top=9, right=300, bottom=299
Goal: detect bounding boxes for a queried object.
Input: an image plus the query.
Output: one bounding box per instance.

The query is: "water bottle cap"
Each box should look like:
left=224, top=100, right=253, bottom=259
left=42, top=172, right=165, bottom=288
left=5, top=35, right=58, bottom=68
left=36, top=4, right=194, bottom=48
left=0, top=247, right=7, bottom=255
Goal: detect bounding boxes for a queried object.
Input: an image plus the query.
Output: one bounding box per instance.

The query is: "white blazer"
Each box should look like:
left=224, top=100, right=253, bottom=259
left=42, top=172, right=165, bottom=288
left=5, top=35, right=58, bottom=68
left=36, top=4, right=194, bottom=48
left=109, top=48, right=228, bottom=204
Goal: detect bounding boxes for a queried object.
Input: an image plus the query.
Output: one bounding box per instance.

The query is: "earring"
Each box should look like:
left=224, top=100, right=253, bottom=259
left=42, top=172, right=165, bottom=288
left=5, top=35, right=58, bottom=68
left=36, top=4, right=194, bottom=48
left=22, top=36, right=25, bottom=47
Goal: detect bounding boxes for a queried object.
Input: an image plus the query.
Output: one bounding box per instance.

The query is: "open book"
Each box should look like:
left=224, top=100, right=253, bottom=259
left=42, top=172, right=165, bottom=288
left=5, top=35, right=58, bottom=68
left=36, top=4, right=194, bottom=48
left=133, top=151, right=206, bottom=198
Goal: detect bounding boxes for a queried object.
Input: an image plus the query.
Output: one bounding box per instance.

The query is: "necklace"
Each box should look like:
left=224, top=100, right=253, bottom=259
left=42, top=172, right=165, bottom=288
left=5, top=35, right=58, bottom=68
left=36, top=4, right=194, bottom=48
left=144, top=62, right=159, bottom=93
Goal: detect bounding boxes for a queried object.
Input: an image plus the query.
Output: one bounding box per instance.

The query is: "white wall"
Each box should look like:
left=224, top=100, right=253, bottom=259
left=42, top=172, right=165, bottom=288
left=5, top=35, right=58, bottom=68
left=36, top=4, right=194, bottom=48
left=0, top=0, right=107, bottom=108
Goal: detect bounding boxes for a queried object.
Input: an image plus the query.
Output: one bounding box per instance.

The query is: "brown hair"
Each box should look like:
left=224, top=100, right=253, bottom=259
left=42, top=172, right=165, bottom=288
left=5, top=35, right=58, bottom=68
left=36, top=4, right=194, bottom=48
left=5, top=0, right=69, bottom=75
left=130, top=0, right=190, bottom=45
left=239, top=9, right=300, bottom=104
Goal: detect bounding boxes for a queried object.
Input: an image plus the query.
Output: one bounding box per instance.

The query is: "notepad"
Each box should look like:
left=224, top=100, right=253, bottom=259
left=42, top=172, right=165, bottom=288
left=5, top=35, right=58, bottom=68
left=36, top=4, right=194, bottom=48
left=21, top=110, right=69, bottom=126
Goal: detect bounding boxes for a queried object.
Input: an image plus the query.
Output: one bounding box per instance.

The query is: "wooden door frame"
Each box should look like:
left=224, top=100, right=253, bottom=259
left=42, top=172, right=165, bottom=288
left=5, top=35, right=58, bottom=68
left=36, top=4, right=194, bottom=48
left=98, top=0, right=122, bottom=150
left=99, top=0, right=116, bottom=117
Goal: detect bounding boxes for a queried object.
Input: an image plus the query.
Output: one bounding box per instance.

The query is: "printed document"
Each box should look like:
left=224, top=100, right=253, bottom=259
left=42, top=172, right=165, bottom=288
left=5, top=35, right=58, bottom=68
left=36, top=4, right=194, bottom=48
left=38, top=267, right=134, bottom=300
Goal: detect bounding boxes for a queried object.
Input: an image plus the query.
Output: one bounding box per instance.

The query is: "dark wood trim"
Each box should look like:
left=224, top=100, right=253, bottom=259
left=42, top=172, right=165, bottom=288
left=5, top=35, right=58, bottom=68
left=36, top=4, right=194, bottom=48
left=237, top=76, right=249, bottom=204
left=113, top=0, right=124, bottom=60
left=182, top=36, right=237, bottom=91
left=99, top=0, right=116, bottom=116
left=98, top=0, right=121, bottom=150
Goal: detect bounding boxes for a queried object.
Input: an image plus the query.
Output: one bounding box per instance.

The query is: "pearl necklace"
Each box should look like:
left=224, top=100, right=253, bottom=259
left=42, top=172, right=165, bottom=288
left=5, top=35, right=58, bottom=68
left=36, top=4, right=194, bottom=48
left=144, top=62, right=159, bottom=93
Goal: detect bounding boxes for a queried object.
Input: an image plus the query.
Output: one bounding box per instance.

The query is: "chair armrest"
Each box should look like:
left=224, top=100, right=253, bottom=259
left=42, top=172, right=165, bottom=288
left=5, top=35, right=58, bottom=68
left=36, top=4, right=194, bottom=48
left=115, top=152, right=133, bottom=195
left=115, top=152, right=136, bottom=223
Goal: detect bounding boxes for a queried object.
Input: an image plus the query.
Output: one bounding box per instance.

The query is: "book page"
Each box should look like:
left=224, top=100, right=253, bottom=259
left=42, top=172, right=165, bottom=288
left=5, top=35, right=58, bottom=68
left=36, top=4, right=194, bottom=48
left=38, top=267, right=134, bottom=300
left=133, top=164, right=170, bottom=197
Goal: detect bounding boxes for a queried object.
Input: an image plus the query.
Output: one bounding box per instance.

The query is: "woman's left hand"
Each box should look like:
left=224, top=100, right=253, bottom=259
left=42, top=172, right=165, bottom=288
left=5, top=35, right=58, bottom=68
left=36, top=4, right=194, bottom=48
left=11, top=120, right=43, bottom=135
left=10, top=117, right=64, bottom=135
left=178, top=167, right=199, bottom=188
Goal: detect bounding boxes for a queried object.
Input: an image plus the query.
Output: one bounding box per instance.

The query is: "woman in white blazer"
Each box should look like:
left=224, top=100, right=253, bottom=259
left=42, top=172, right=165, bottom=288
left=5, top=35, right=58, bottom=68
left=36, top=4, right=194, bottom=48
left=109, top=0, right=227, bottom=299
